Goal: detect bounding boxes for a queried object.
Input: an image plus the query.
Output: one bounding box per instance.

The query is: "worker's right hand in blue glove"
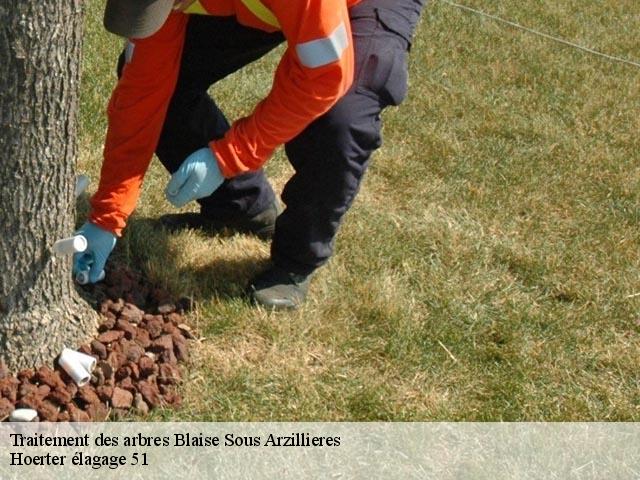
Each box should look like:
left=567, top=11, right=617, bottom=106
left=165, top=147, right=225, bottom=208
left=73, top=222, right=117, bottom=284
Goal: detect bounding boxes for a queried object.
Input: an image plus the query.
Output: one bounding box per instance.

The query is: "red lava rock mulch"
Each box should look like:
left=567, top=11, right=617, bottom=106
left=0, top=266, right=196, bottom=422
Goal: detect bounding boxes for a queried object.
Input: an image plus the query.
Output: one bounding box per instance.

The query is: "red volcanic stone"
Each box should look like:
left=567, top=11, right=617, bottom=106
left=65, top=381, right=78, bottom=399
left=138, top=381, right=161, bottom=408
left=18, top=382, right=38, bottom=399
left=37, top=400, right=59, bottom=422
left=128, top=362, right=140, bottom=381
left=160, top=349, right=177, bottom=366
left=116, top=319, right=137, bottom=340
left=162, top=322, right=177, bottom=335
left=115, top=366, right=132, bottom=382
left=118, top=377, right=136, bottom=394
left=57, top=411, right=70, bottom=422
left=17, top=368, right=35, bottom=382
left=37, top=384, right=52, bottom=398
left=78, top=386, right=101, bottom=406
left=91, top=340, right=108, bottom=360
left=0, top=397, right=14, bottom=419
left=67, top=403, right=90, bottom=422
left=99, top=300, right=111, bottom=316
left=0, top=378, right=19, bottom=402
left=151, top=335, right=173, bottom=354
left=124, top=344, right=145, bottom=364
left=134, top=328, right=151, bottom=349
left=171, top=330, right=186, bottom=344
left=106, top=298, right=125, bottom=314
left=99, top=314, right=116, bottom=332
left=107, top=351, right=127, bottom=371
left=97, top=330, right=125, bottom=344
left=158, top=364, right=181, bottom=385
left=172, top=337, right=189, bottom=362
left=111, top=387, right=133, bottom=409
left=17, top=393, right=41, bottom=411
left=146, top=319, right=164, bottom=339
left=85, top=403, right=109, bottom=422
left=95, top=386, right=114, bottom=403
left=138, top=357, right=157, bottom=377
left=110, top=339, right=124, bottom=353
left=96, top=361, right=114, bottom=383
left=78, top=344, right=93, bottom=356
left=177, top=324, right=196, bottom=340
left=93, top=368, right=106, bottom=387
left=120, top=304, right=144, bottom=324
left=36, top=367, right=66, bottom=391
left=47, top=388, right=72, bottom=406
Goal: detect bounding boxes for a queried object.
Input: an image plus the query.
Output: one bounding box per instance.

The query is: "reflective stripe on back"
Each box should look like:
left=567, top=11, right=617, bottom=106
left=176, top=0, right=280, bottom=29
left=239, top=0, right=280, bottom=28
left=178, top=0, right=208, bottom=14
left=295, top=22, right=349, bottom=68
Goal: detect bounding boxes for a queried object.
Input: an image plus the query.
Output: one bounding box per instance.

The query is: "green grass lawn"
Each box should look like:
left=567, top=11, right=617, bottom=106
left=78, top=0, right=639, bottom=420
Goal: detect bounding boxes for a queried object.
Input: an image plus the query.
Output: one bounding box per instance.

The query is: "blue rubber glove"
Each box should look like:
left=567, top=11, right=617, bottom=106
left=73, top=222, right=117, bottom=284
left=165, top=147, right=225, bottom=208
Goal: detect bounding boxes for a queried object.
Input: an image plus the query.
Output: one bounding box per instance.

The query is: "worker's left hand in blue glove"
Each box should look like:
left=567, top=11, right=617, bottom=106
left=165, top=147, right=225, bottom=208
left=73, top=221, right=117, bottom=284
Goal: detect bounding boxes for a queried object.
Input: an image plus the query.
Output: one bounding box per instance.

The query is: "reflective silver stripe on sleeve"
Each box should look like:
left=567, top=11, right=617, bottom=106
left=125, top=41, right=135, bottom=63
left=295, top=22, right=349, bottom=68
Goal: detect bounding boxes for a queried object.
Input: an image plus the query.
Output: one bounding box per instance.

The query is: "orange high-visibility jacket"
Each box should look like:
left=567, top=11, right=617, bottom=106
left=90, top=0, right=363, bottom=236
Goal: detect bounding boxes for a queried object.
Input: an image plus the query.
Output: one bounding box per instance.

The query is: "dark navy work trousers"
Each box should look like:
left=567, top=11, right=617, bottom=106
left=145, top=0, right=426, bottom=275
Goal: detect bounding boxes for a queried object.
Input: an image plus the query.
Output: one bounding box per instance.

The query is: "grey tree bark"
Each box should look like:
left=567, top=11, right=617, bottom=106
left=0, top=0, right=97, bottom=370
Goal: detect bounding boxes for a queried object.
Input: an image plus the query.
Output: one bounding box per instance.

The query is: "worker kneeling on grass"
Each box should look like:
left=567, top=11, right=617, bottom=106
left=74, top=0, right=426, bottom=309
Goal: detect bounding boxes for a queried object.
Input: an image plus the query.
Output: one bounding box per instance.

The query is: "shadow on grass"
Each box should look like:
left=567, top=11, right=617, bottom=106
left=121, top=216, right=271, bottom=303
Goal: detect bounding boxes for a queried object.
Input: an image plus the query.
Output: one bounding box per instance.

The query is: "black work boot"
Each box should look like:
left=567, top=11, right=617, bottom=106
left=248, top=265, right=312, bottom=310
left=160, top=200, right=282, bottom=240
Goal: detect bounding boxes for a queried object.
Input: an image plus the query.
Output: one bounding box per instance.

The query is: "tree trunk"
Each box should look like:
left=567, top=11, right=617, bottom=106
left=0, top=0, right=97, bottom=370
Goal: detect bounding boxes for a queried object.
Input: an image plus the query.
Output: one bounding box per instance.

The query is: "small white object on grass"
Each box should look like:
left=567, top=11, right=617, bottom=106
left=9, top=409, right=38, bottom=422
left=75, top=174, right=90, bottom=198
left=58, top=349, right=91, bottom=387
left=53, top=235, right=87, bottom=256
